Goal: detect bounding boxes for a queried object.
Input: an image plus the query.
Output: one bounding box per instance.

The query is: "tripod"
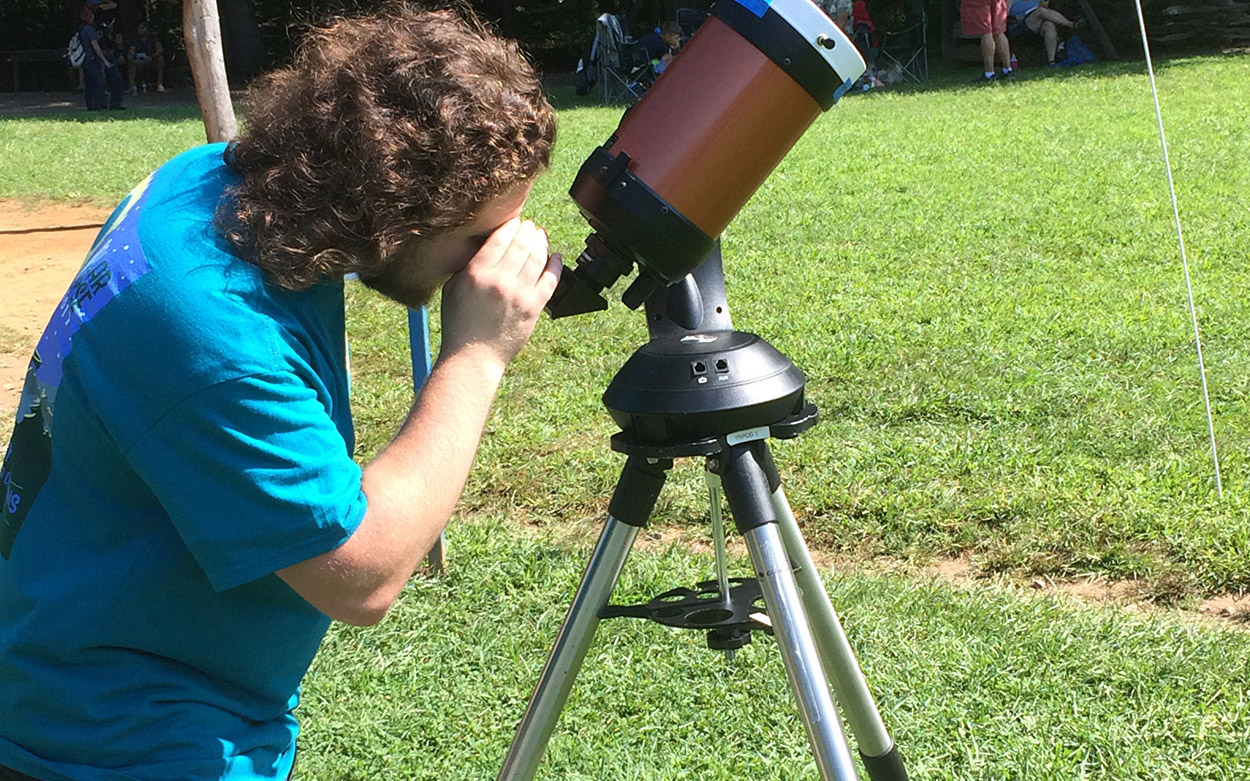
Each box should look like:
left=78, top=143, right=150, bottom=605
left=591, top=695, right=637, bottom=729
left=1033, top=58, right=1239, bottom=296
left=499, top=247, right=907, bottom=781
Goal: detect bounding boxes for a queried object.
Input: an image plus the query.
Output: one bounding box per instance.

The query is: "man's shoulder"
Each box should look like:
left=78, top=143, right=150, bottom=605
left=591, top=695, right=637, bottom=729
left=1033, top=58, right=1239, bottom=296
left=133, top=147, right=342, bottom=364
left=140, top=145, right=234, bottom=225
left=159, top=143, right=232, bottom=178
left=130, top=146, right=273, bottom=327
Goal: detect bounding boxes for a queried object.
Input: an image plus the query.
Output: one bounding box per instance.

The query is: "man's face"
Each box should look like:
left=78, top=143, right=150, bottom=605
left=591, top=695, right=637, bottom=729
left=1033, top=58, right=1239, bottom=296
left=359, top=180, right=534, bottom=309
left=662, top=32, right=680, bottom=49
left=138, top=23, right=148, bottom=36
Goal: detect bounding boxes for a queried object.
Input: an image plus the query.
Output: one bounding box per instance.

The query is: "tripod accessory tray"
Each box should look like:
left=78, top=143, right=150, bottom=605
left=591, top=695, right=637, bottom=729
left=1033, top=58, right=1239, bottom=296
left=599, top=577, right=774, bottom=651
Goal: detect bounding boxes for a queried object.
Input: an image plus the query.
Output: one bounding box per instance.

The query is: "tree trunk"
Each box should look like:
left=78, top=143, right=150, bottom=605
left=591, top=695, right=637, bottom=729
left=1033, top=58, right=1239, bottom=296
left=216, top=0, right=266, bottom=84
left=942, top=0, right=961, bottom=60
left=1077, top=0, right=1121, bottom=58
left=184, top=0, right=237, bottom=143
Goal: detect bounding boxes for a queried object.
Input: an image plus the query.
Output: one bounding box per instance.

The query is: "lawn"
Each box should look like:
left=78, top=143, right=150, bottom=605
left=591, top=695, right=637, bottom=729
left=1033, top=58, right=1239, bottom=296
left=2, top=54, right=1248, bottom=778
left=347, top=54, right=1250, bottom=599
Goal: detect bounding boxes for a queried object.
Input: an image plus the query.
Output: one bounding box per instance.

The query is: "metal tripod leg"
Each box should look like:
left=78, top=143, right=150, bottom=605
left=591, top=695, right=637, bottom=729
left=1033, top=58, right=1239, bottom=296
left=719, top=441, right=860, bottom=781
left=498, top=456, right=668, bottom=781
left=773, top=486, right=907, bottom=779
left=751, top=445, right=909, bottom=781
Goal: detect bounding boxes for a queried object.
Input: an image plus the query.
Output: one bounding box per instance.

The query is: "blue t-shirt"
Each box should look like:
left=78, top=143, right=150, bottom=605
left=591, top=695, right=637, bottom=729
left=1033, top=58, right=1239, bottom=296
left=1010, top=0, right=1041, bottom=18
left=79, top=22, right=101, bottom=66
left=0, top=144, right=367, bottom=780
left=636, top=32, right=671, bottom=62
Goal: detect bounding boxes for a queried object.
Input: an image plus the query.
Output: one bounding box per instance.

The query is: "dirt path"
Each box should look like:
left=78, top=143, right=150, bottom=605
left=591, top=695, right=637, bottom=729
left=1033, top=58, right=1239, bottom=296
left=0, top=199, right=112, bottom=424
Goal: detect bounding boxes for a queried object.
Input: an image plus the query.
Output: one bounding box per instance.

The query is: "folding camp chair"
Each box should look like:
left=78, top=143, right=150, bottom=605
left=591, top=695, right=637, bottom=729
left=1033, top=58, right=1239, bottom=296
left=878, top=9, right=929, bottom=82
left=592, top=14, right=653, bottom=104
left=676, top=7, right=710, bottom=38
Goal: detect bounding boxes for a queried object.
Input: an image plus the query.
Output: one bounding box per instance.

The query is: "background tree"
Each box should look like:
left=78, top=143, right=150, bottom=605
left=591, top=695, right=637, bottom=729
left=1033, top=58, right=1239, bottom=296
left=185, top=0, right=237, bottom=141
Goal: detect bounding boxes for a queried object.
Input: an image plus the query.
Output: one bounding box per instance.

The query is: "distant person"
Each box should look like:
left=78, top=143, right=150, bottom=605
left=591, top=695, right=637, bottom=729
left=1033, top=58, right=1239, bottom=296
left=102, top=27, right=127, bottom=73
left=820, top=0, right=853, bottom=32
left=961, top=0, right=1014, bottom=81
left=76, top=3, right=125, bottom=110
left=128, top=21, right=166, bottom=93
left=1009, top=0, right=1080, bottom=65
left=87, top=0, right=118, bottom=37
left=636, top=20, right=682, bottom=74
left=850, top=0, right=878, bottom=84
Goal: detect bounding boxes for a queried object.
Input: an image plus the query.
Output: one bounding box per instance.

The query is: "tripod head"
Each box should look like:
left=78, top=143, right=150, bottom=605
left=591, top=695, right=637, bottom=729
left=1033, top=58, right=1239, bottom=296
left=546, top=0, right=865, bottom=320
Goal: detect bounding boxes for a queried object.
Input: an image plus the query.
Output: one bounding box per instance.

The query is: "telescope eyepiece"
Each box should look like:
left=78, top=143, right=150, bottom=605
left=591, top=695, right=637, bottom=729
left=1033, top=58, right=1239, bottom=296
left=544, top=236, right=635, bottom=319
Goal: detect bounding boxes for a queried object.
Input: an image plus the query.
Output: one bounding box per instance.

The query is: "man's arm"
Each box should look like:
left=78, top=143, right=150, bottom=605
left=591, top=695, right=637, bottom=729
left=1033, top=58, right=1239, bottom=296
left=278, top=219, right=560, bottom=626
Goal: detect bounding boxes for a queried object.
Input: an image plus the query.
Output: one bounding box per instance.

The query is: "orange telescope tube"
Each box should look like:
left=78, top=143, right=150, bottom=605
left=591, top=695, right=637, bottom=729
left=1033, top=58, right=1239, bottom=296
left=610, top=15, right=823, bottom=238
left=550, top=0, right=865, bottom=317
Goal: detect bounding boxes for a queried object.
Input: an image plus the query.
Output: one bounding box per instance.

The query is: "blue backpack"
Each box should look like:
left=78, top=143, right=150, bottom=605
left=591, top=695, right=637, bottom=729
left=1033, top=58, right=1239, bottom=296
left=1056, top=35, right=1098, bottom=66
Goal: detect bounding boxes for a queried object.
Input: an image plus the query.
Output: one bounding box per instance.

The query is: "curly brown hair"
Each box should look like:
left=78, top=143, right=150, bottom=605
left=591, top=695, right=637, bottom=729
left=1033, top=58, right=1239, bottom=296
left=218, top=5, right=556, bottom=291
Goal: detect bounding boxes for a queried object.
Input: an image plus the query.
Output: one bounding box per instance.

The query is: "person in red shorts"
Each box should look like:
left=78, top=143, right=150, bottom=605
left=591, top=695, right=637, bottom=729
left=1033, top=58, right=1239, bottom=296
left=961, top=0, right=1014, bottom=81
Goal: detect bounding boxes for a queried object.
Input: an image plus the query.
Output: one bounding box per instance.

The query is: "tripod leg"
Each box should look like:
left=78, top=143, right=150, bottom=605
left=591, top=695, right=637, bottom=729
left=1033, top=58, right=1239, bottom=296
left=754, top=447, right=909, bottom=781
left=704, top=468, right=736, bottom=661
left=498, top=456, right=669, bottom=781
left=718, top=442, right=860, bottom=781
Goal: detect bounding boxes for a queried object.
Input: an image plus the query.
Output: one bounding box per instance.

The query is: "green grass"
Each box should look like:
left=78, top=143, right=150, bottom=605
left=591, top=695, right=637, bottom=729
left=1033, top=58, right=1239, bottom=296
left=295, top=519, right=1250, bottom=780
left=7, top=57, right=1244, bottom=591
left=0, top=106, right=206, bottom=203
left=349, top=54, right=1250, bottom=598
left=3, top=54, right=1250, bottom=778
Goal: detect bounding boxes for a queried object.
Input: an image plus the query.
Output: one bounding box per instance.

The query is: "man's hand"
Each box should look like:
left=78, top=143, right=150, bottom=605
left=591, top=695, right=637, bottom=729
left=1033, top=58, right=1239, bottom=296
left=439, top=218, right=562, bottom=375
left=278, top=216, right=562, bottom=626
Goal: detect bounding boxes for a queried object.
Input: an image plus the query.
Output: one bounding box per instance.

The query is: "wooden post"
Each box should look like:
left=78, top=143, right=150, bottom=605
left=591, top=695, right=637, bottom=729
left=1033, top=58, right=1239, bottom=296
left=1076, top=0, right=1121, bottom=60
left=184, top=0, right=238, bottom=143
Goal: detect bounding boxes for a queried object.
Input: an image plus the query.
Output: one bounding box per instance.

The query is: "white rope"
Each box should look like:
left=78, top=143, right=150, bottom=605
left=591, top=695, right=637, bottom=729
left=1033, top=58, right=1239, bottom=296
left=1131, top=0, right=1223, bottom=498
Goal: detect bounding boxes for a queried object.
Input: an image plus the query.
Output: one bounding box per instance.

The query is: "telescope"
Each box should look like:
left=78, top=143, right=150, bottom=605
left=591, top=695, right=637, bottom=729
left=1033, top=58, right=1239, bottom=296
left=502, top=2, right=911, bottom=780
left=547, top=0, right=865, bottom=320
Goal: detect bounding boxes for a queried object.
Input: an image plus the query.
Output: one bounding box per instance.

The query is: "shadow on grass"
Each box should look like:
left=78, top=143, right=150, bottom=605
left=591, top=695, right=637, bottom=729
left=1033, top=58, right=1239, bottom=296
left=10, top=49, right=1230, bottom=121
left=543, top=83, right=613, bottom=112
left=3, top=105, right=208, bottom=124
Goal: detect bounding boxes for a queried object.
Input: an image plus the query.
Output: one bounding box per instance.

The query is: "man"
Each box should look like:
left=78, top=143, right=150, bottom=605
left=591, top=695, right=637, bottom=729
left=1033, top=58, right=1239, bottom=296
left=76, top=2, right=124, bottom=110
left=635, top=20, right=682, bottom=73
left=820, top=0, right=853, bottom=33
left=1009, top=0, right=1080, bottom=65
left=88, top=0, right=118, bottom=36
left=127, top=21, right=166, bottom=93
left=961, top=0, right=1014, bottom=81
left=0, top=6, right=558, bottom=780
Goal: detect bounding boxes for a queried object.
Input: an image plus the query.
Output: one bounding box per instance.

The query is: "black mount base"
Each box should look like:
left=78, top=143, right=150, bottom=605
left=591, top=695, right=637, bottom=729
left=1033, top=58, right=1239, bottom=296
left=501, top=242, right=909, bottom=781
